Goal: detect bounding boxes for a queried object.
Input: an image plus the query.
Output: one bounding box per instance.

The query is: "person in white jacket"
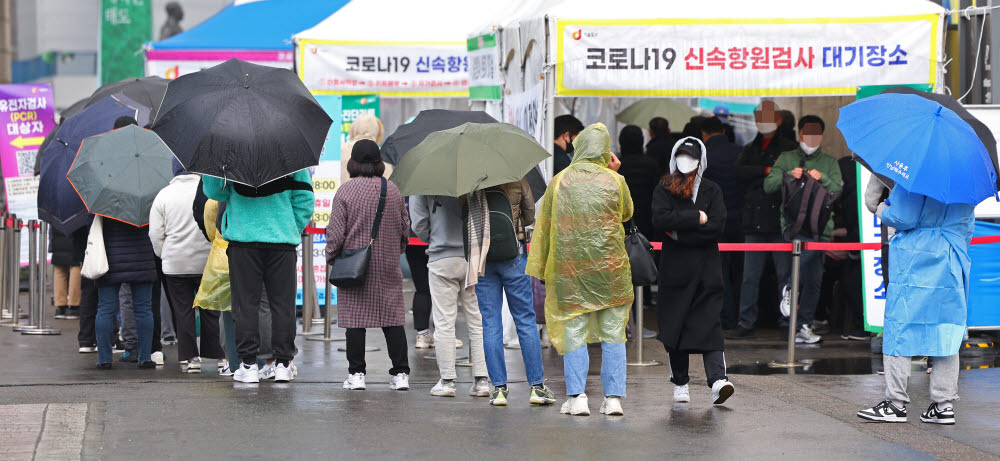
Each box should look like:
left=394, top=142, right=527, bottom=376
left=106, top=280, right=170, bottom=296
left=149, top=163, right=217, bottom=372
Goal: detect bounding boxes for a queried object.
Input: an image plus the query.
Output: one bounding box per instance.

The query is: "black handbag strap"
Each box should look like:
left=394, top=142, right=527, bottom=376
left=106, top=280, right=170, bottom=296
left=369, top=177, right=388, bottom=244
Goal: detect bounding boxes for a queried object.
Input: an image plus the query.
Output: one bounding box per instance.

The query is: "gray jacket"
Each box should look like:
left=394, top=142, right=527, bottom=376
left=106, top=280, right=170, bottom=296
left=410, top=195, right=466, bottom=263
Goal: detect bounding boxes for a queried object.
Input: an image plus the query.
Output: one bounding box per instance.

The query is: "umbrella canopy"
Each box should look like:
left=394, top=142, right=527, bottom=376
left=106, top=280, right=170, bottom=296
left=85, top=77, right=170, bottom=119
left=381, top=109, right=498, bottom=166
left=67, top=125, right=175, bottom=227
left=60, top=97, right=89, bottom=119
left=877, top=85, right=1000, bottom=192
left=150, top=59, right=332, bottom=187
left=616, top=99, right=696, bottom=132
left=389, top=123, right=550, bottom=197
left=37, top=95, right=148, bottom=234
left=838, top=93, right=997, bottom=205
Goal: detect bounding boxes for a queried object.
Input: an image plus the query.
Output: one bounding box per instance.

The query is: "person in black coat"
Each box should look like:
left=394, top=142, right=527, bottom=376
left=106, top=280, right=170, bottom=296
left=617, top=125, right=659, bottom=238
left=94, top=217, right=159, bottom=369
left=729, top=101, right=799, bottom=339
left=50, top=226, right=87, bottom=319
left=652, top=137, right=735, bottom=406
left=646, top=117, right=682, bottom=175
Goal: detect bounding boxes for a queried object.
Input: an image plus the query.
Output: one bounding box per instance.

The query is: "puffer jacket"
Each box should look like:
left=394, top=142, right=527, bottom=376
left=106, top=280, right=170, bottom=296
left=149, top=174, right=212, bottom=275
left=498, top=179, right=535, bottom=242
left=98, top=219, right=157, bottom=286
left=339, top=114, right=388, bottom=186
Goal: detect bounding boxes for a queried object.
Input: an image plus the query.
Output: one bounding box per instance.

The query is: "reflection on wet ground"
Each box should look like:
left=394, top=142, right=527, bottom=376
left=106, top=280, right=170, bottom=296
left=727, top=353, right=999, bottom=375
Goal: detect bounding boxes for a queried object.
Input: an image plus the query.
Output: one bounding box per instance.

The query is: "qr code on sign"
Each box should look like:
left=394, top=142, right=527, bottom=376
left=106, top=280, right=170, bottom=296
left=15, top=149, right=37, bottom=176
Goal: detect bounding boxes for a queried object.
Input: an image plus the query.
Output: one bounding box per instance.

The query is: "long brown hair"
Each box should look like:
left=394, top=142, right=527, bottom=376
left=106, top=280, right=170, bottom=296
left=661, top=171, right=696, bottom=200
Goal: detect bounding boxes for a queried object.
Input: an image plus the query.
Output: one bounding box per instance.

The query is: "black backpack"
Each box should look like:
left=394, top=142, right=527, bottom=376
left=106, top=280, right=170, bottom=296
left=462, top=188, right=521, bottom=262
left=781, top=159, right=841, bottom=241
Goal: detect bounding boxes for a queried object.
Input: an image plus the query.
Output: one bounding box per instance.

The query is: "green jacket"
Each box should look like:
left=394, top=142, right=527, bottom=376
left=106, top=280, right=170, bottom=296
left=763, top=147, right=843, bottom=240
left=202, top=170, right=315, bottom=247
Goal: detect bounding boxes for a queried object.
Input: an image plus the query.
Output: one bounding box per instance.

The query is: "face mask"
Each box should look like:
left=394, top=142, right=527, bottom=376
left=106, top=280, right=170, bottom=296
left=756, top=122, right=777, bottom=134
left=800, top=142, right=819, bottom=155
left=676, top=154, right=700, bottom=174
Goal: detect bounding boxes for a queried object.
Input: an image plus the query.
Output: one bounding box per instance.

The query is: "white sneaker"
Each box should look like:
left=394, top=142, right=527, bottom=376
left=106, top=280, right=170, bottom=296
left=430, top=379, right=457, bottom=397
left=184, top=357, right=202, bottom=374
left=539, top=326, right=552, bottom=349
left=274, top=363, right=294, bottom=383
left=259, top=362, right=276, bottom=380
left=674, top=384, right=691, bottom=403
left=415, top=333, right=434, bottom=349
left=470, top=377, right=490, bottom=397
left=78, top=346, right=97, bottom=353
left=711, top=379, right=735, bottom=405
left=600, top=397, right=624, bottom=416
left=455, top=338, right=464, bottom=349
left=795, top=325, right=823, bottom=344
left=390, top=373, right=410, bottom=391
left=779, top=285, right=791, bottom=317
left=150, top=351, right=165, bottom=366
left=560, top=394, right=590, bottom=416
left=290, top=362, right=299, bottom=378
left=343, top=373, right=366, bottom=390
left=219, top=363, right=234, bottom=377
left=233, top=363, right=260, bottom=384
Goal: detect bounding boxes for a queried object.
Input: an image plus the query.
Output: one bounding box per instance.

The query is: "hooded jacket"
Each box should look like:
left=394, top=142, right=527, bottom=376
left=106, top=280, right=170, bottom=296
left=202, top=169, right=315, bottom=248
left=409, top=195, right=465, bottom=263
left=340, top=114, right=387, bottom=186
left=149, top=174, right=212, bottom=275
left=526, top=123, right=634, bottom=354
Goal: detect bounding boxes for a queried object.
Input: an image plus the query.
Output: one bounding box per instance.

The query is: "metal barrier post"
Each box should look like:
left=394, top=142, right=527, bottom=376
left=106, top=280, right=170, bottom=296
left=24, top=221, right=59, bottom=335
left=628, top=287, right=662, bottom=367
left=771, top=239, right=805, bottom=369
left=0, top=215, right=9, bottom=321
left=299, top=229, right=321, bottom=336
left=14, top=220, right=36, bottom=331
left=307, top=266, right=344, bottom=342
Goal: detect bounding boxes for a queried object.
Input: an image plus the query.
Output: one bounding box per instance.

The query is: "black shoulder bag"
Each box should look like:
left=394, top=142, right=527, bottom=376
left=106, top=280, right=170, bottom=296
left=328, top=177, right=387, bottom=288
left=624, top=219, right=658, bottom=286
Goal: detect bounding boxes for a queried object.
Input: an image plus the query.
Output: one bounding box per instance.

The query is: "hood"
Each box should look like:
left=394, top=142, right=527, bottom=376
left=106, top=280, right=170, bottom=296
left=569, top=123, right=612, bottom=168
left=668, top=136, right=708, bottom=202
left=168, top=173, right=200, bottom=186
left=348, top=113, right=385, bottom=144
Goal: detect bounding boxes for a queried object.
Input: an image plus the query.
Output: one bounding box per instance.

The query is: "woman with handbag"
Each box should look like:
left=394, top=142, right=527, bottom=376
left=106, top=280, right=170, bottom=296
left=652, top=137, right=735, bottom=406
left=325, top=140, right=412, bottom=391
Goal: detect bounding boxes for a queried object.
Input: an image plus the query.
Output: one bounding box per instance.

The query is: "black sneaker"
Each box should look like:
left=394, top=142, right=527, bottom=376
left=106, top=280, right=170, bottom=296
left=920, top=403, right=955, bottom=425
left=138, top=361, right=156, bottom=369
left=64, top=306, right=80, bottom=320
left=857, top=400, right=907, bottom=423
left=726, top=326, right=756, bottom=339
left=96, top=362, right=112, bottom=370
left=54, top=306, right=67, bottom=319
left=119, top=350, right=138, bottom=363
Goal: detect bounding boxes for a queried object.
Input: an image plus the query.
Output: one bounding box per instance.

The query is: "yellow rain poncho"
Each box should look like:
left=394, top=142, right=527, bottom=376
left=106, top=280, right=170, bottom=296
left=526, top=123, right=634, bottom=354
left=194, top=199, right=231, bottom=312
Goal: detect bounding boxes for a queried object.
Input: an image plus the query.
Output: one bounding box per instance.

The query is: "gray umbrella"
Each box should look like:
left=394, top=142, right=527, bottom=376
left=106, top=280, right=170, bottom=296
left=66, top=125, right=175, bottom=227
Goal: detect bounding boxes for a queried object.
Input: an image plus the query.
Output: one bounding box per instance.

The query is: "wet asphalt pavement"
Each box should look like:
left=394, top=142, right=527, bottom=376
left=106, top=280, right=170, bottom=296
left=1, top=302, right=998, bottom=460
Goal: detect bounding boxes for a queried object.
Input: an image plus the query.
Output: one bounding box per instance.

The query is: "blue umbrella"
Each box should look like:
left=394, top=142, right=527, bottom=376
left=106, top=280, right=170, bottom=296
left=37, top=95, right=148, bottom=234
left=838, top=93, right=997, bottom=205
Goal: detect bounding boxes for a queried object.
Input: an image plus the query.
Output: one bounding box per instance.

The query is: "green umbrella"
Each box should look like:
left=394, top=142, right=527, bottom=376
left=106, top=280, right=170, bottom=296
left=616, top=99, right=696, bottom=131
left=67, top=125, right=175, bottom=227
left=389, top=122, right=549, bottom=197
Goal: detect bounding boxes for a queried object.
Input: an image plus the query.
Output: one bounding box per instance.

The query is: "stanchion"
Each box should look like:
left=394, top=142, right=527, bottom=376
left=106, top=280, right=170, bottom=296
left=24, top=221, right=59, bottom=335
left=308, top=267, right=345, bottom=342
left=770, top=239, right=806, bottom=370
left=299, top=229, right=322, bottom=336
left=0, top=215, right=9, bottom=321
left=628, top=288, right=662, bottom=367
left=13, top=220, right=37, bottom=332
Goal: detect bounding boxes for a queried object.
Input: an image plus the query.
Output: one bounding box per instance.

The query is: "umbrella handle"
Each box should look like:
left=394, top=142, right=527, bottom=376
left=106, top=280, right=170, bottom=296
left=222, top=165, right=228, bottom=190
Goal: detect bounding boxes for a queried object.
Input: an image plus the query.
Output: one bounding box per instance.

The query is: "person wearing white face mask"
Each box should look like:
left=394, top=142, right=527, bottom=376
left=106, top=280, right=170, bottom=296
left=763, top=115, right=843, bottom=345
left=728, top=101, right=799, bottom=340
left=652, top=137, right=735, bottom=406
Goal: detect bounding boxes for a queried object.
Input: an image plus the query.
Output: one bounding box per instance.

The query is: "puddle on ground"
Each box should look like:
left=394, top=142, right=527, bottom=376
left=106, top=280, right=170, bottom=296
left=727, top=354, right=998, bottom=375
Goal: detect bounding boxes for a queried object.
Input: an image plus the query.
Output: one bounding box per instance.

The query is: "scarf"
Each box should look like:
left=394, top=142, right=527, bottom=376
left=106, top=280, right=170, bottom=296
left=465, top=190, right=490, bottom=292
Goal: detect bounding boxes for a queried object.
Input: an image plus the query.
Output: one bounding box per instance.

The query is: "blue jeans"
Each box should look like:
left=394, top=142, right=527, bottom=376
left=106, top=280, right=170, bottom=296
left=563, top=343, right=626, bottom=397
left=476, top=251, right=545, bottom=386
left=97, top=283, right=153, bottom=364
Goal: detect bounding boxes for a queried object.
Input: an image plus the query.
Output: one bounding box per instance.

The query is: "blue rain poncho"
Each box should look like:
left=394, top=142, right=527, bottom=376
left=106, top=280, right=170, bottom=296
left=881, top=187, right=975, bottom=357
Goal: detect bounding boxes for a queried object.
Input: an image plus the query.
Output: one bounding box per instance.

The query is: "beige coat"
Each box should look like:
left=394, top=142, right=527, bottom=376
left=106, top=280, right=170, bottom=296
left=339, top=114, right=390, bottom=187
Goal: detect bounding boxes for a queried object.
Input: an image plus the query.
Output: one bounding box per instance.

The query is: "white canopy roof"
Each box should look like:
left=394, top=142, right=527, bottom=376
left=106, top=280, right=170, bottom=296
left=522, top=0, right=944, bottom=21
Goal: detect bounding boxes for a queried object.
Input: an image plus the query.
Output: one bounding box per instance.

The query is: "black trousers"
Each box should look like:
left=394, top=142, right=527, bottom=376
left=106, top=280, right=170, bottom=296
left=345, top=326, right=410, bottom=375
left=667, top=349, right=728, bottom=387
left=405, top=244, right=432, bottom=331
left=78, top=277, right=108, bottom=346
left=228, top=246, right=297, bottom=364
left=164, top=275, right=224, bottom=361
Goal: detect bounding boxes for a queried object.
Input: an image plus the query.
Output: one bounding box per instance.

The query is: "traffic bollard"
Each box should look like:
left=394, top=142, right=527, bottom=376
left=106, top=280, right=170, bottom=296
left=771, top=239, right=805, bottom=369
left=628, top=287, right=662, bottom=367
left=24, top=221, right=59, bottom=335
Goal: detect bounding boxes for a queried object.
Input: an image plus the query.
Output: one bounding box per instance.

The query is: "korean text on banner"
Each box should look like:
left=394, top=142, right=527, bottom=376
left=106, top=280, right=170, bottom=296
left=503, top=83, right=544, bottom=146
left=299, top=41, right=469, bottom=97
left=297, top=233, right=333, bottom=307
left=555, top=16, right=940, bottom=97
left=100, top=0, right=152, bottom=85
left=0, top=84, right=56, bottom=265
left=341, top=95, right=380, bottom=146
left=468, top=33, right=502, bottom=101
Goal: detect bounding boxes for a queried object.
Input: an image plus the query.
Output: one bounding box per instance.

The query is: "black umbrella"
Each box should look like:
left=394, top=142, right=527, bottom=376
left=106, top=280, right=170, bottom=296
left=877, top=86, right=1000, bottom=191
left=381, top=109, right=499, bottom=166
left=85, top=76, right=169, bottom=119
left=60, top=97, right=89, bottom=119
left=151, top=59, right=332, bottom=187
